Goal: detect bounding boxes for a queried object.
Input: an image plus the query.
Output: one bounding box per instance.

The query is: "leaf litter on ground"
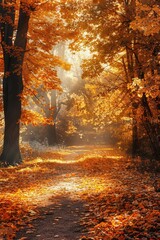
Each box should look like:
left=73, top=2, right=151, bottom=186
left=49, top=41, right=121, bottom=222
left=0, top=144, right=159, bottom=240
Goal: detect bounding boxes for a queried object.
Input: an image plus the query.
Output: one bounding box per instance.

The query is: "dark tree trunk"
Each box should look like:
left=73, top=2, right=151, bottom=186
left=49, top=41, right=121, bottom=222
left=141, top=93, right=160, bottom=160
left=47, top=124, right=57, bottom=146
left=0, top=74, right=23, bottom=165
left=132, top=102, right=139, bottom=158
left=0, top=1, right=32, bottom=165
left=132, top=119, right=138, bottom=158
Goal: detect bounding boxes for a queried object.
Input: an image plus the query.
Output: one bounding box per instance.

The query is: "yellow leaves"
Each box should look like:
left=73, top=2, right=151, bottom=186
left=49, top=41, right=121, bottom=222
left=52, top=56, right=71, bottom=71
left=65, top=121, right=77, bottom=134
left=21, top=109, right=54, bottom=126
left=85, top=83, right=97, bottom=95
left=127, top=76, right=160, bottom=100
left=68, top=93, right=88, bottom=120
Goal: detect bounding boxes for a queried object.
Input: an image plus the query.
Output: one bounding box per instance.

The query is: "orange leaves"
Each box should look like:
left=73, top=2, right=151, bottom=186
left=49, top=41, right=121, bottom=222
left=0, top=146, right=63, bottom=239
left=130, top=2, right=160, bottom=36
left=14, top=0, right=72, bottom=117
left=82, top=188, right=160, bottom=239
left=0, top=200, right=26, bottom=223
left=21, top=109, right=54, bottom=125
left=0, top=198, right=38, bottom=240
left=0, top=145, right=159, bottom=239
left=67, top=93, right=90, bottom=127
left=75, top=149, right=160, bottom=240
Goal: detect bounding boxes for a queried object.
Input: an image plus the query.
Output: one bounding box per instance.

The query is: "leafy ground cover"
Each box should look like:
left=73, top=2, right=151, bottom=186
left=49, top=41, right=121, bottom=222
left=0, top=144, right=159, bottom=240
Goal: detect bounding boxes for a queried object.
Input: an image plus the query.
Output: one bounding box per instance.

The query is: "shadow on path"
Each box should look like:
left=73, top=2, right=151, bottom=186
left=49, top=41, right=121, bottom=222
left=16, top=196, right=88, bottom=240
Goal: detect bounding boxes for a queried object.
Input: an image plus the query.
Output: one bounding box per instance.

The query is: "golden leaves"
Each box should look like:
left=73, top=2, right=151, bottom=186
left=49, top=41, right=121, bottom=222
left=65, top=120, right=77, bottom=134
left=21, top=109, right=54, bottom=125
left=0, top=145, right=159, bottom=239
left=130, top=2, right=160, bottom=36
left=80, top=157, right=160, bottom=239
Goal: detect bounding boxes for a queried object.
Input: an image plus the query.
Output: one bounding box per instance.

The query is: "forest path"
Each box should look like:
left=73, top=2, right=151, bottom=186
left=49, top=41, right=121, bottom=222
left=16, top=196, right=87, bottom=240
left=1, top=145, right=159, bottom=240
left=15, top=145, right=121, bottom=240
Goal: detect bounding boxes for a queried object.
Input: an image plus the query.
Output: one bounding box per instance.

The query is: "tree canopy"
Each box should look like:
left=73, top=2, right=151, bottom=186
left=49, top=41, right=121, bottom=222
left=0, top=0, right=160, bottom=165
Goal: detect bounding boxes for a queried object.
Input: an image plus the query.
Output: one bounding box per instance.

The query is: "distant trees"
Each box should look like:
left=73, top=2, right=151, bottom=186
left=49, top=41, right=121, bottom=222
left=69, top=0, right=160, bottom=159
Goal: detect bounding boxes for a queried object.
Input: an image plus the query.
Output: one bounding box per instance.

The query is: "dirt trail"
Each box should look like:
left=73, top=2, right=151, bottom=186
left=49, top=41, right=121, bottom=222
left=16, top=197, right=87, bottom=240
left=16, top=146, right=97, bottom=240
left=2, top=145, right=159, bottom=240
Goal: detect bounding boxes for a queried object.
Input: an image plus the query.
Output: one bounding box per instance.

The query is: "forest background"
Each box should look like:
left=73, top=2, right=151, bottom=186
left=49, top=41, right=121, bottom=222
left=0, top=1, right=160, bottom=239
left=0, top=0, right=160, bottom=166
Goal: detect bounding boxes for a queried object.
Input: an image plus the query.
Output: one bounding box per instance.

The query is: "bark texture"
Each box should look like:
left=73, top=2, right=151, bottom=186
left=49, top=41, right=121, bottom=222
left=0, top=1, right=31, bottom=165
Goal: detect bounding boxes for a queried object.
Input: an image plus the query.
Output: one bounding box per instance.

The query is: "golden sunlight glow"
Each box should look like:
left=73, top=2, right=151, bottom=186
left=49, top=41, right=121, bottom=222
left=0, top=145, right=158, bottom=240
left=0, top=146, right=123, bottom=206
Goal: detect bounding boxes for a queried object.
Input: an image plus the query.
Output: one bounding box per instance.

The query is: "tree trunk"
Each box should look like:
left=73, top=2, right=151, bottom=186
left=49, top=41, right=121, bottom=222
left=43, top=90, right=58, bottom=146
left=0, top=74, right=23, bottom=165
left=48, top=91, right=58, bottom=145
left=141, top=93, right=160, bottom=160
left=47, top=124, right=57, bottom=146
left=0, top=1, right=31, bottom=165
left=131, top=102, right=139, bottom=158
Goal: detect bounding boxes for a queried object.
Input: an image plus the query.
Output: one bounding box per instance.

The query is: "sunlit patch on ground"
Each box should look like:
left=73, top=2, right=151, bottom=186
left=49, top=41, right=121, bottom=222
left=0, top=145, right=159, bottom=240
left=105, top=155, right=123, bottom=159
left=49, top=176, right=112, bottom=197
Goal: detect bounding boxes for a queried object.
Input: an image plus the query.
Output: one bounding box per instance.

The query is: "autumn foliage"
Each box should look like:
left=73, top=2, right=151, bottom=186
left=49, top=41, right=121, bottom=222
left=0, top=1, right=160, bottom=239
